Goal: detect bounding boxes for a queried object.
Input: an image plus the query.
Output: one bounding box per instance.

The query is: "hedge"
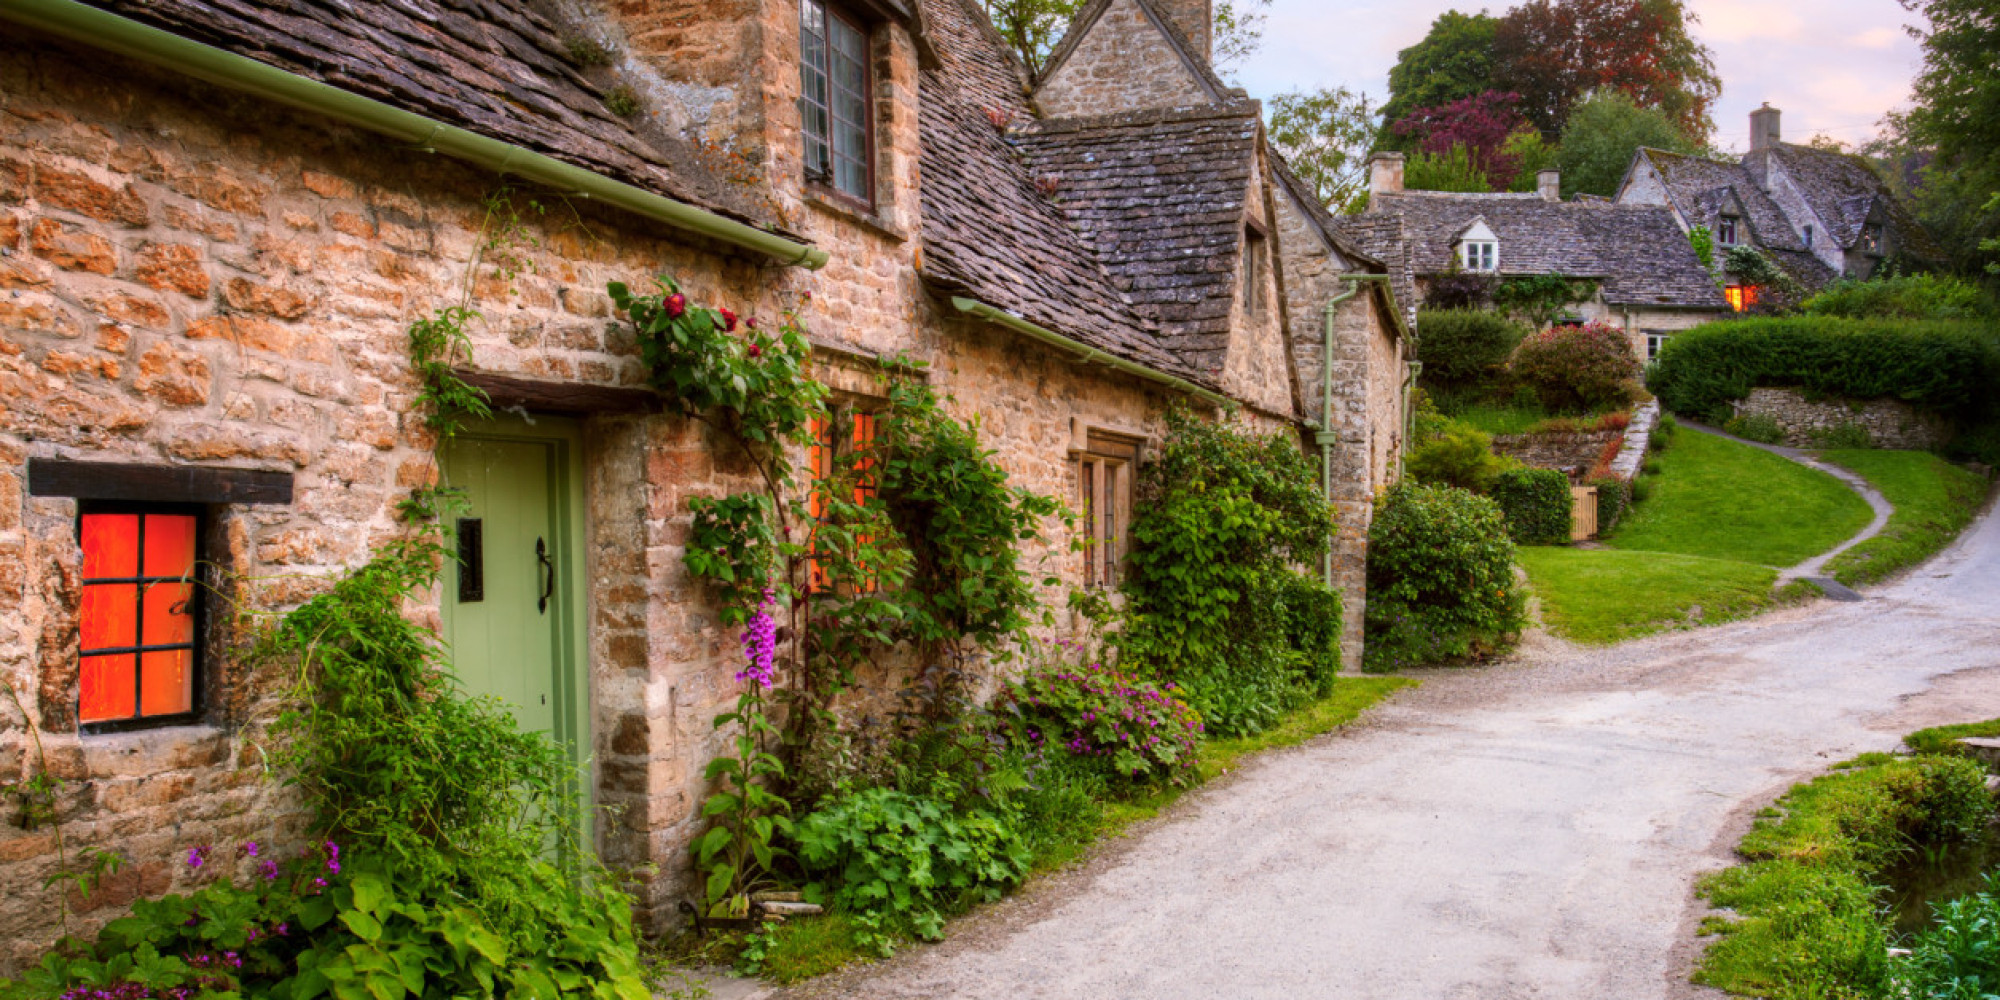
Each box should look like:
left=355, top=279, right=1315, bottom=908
left=1415, top=309, right=1528, bottom=386
left=1364, top=483, right=1525, bottom=671
left=1490, top=467, right=1573, bottom=544
left=1647, top=317, right=2000, bottom=423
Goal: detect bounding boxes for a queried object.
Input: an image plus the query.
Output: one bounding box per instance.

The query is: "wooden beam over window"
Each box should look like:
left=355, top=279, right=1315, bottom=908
left=453, top=370, right=662, bottom=415
left=28, top=459, right=293, bottom=505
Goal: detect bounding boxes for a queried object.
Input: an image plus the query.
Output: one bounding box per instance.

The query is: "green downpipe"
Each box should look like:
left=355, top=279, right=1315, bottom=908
left=948, top=297, right=1234, bottom=408
left=0, top=0, right=830, bottom=270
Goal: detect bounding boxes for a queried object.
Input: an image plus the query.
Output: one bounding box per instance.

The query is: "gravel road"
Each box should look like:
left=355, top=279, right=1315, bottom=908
left=781, top=502, right=2000, bottom=1000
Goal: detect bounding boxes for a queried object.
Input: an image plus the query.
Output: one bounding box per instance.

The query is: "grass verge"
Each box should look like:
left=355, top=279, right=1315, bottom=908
left=1906, top=717, right=2000, bottom=757
left=1609, top=428, right=1873, bottom=567
left=1691, top=736, right=1997, bottom=1000
left=1819, top=449, right=1991, bottom=587
left=1517, top=547, right=1780, bottom=644
left=747, top=676, right=1417, bottom=983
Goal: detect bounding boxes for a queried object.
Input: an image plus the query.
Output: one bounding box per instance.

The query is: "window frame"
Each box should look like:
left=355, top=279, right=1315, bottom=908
left=799, top=0, right=876, bottom=211
left=1241, top=226, right=1268, bottom=316
left=1861, top=223, right=1886, bottom=257
left=1724, top=284, right=1760, bottom=313
left=1646, top=332, right=1672, bottom=361
left=807, top=406, right=882, bottom=594
left=1717, top=216, right=1739, bottom=246
left=1460, top=239, right=1498, bottom=273
left=1076, top=434, right=1139, bottom=591
left=75, top=500, right=206, bottom=734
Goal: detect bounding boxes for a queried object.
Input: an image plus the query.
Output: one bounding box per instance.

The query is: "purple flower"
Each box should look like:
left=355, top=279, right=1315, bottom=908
left=312, top=877, right=327, bottom=891
left=736, top=588, right=779, bottom=689
left=261, top=860, right=280, bottom=881
left=276, top=923, right=289, bottom=936
left=241, top=841, right=259, bottom=858
left=186, top=845, right=210, bottom=870
left=323, top=840, right=340, bottom=860
left=327, top=859, right=341, bottom=875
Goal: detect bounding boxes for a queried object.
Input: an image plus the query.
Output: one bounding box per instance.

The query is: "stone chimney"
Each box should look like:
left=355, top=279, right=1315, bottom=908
left=1367, top=151, right=1405, bottom=207
left=1537, top=169, right=1560, bottom=202
left=1750, top=104, right=1782, bottom=152
left=1155, top=0, right=1213, bottom=63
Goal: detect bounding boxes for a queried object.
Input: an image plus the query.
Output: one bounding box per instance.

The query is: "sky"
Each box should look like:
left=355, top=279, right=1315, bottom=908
left=1229, top=0, right=1929, bottom=153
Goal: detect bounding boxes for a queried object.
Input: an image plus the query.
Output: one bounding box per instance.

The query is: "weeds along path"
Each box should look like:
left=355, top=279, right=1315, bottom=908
left=782, top=505, right=2000, bottom=1000
left=1680, top=422, right=1894, bottom=591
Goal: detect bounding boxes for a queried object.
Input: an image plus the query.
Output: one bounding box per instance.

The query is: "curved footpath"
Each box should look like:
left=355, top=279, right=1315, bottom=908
left=776, top=507, right=2000, bottom=1000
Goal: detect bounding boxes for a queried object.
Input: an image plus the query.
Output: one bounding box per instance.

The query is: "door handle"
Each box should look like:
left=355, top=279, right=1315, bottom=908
left=536, top=537, right=554, bottom=614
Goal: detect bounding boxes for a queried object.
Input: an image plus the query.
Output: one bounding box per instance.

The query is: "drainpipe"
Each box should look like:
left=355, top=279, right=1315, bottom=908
left=948, top=297, right=1234, bottom=408
left=0, top=0, right=830, bottom=270
left=1317, top=273, right=1396, bottom=586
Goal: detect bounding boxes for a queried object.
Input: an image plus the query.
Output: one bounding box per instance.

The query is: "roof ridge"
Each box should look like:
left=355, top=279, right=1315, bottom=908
left=1024, top=100, right=1260, bottom=133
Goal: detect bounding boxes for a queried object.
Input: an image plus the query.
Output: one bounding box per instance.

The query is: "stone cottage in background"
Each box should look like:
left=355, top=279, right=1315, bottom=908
left=1616, top=104, right=1943, bottom=303
left=0, top=0, right=1408, bottom=960
left=1341, top=151, right=1727, bottom=362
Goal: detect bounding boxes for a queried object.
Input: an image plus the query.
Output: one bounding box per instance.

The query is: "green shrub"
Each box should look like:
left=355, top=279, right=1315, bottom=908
left=1803, top=273, right=1994, bottom=320
left=1415, top=309, right=1528, bottom=387
left=1002, top=656, right=1204, bottom=786
left=1274, top=575, right=1345, bottom=684
left=1509, top=321, right=1643, bottom=412
left=1808, top=422, right=1873, bottom=449
left=1723, top=412, right=1786, bottom=444
left=793, top=787, right=1029, bottom=952
left=1490, top=467, right=1574, bottom=544
left=1589, top=476, right=1631, bottom=532
left=1889, top=872, right=2000, bottom=1000
left=1406, top=422, right=1516, bottom=492
left=1648, top=317, right=2000, bottom=424
left=1363, top=483, right=1525, bottom=671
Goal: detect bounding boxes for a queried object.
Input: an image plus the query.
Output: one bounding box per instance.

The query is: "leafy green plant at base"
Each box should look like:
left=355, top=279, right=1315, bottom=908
left=1001, top=646, right=1204, bottom=786
left=1364, top=483, right=1524, bottom=671
left=1906, top=716, right=2000, bottom=758
left=1490, top=467, right=1572, bottom=544
left=1821, top=450, right=1990, bottom=586
left=1889, top=871, right=2000, bottom=999
left=1406, top=419, right=1517, bottom=493
left=1722, top=412, right=1786, bottom=444
left=1693, top=752, right=1996, bottom=1000
left=1808, top=423, right=1872, bottom=449
left=1589, top=475, right=1630, bottom=533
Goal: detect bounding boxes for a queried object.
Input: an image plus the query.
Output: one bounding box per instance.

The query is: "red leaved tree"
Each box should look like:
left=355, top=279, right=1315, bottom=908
left=1392, top=90, right=1531, bottom=191
left=1493, top=0, right=1719, bottom=141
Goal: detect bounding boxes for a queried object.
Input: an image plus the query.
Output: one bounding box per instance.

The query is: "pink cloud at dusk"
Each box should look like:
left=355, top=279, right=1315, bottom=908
left=1230, top=0, right=1928, bottom=152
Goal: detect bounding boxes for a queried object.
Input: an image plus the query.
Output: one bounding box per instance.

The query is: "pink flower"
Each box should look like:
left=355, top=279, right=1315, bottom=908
left=241, top=842, right=258, bottom=858
left=665, top=293, right=687, bottom=318
left=186, top=845, right=210, bottom=870
left=719, top=308, right=738, bottom=332
left=737, top=589, right=779, bottom=689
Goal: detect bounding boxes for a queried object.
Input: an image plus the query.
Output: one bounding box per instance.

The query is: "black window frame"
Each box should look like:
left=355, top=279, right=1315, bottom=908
left=74, top=500, right=206, bottom=734
left=799, top=0, right=876, bottom=210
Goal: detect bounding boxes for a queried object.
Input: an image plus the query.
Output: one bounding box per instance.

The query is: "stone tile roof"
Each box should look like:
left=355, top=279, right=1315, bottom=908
left=1012, top=105, right=1261, bottom=375
left=1037, top=0, right=1234, bottom=102
left=1640, top=148, right=1812, bottom=255
left=1359, top=191, right=1729, bottom=310
left=1750, top=144, right=1944, bottom=260
left=79, top=0, right=783, bottom=227
left=916, top=0, right=1199, bottom=380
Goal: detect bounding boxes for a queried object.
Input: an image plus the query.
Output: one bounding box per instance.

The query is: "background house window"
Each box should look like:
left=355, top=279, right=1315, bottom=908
left=78, top=507, right=200, bottom=727
left=1078, top=454, right=1131, bottom=589
left=807, top=410, right=878, bottom=592
left=1717, top=216, right=1739, bottom=245
left=1861, top=223, right=1885, bottom=256
left=1802, top=224, right=1814, bottom=248
left=1460, top=239, right=1497, bottom=272
left=800, top=0, right=872, bottom=204
left=1724, top=284, right=1760, bottom=312
left=1646, top=333, right=1673, bottom=360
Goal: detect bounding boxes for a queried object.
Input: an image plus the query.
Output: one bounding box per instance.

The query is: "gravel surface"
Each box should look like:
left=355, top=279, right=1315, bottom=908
left=780, top=503, right=2000, bottom=1000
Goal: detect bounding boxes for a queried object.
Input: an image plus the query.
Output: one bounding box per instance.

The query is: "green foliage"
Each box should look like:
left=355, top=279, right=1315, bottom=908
left=1500, top=128, right=1560, bottom=193
left=1889, top=0, right=2000, bottom=280
left=1404, top=144, right=1492, bottom=193
left=1808, top=423, right=1873, bottom=449
left=1721, top=244, right=1804, bottom=307
left=406, top=306, right=492, bottom=437
left=694, top=681, right=793, bottom=917
left=1554, top=90, right=1702, bottom=198
left=1119, top=410, right=1339, bottom=736
left=1518, top=547, right=1778, bottom=645
left=1002, top=653, right=1204, bottom=786
left=1822, top=450, right=1991, bottom=587
left=1687, top=224, right=1716, bottom=271
left=1694, top=752, right=1997, bottom=1000
left=1906, top=717, right=2000, bottom=759
left=1490, top=467, right=1573, bottom=544
left=1722, top=412, right=1786, bottom=444
left=601, top=85, right=643, bottom=117
left=1491, top=274, right=1601, bottom=328
left=1274, top=575, right=1345, bottom=683
left=1266, top=86, right=1382, bottom=213
left=1803, top=273, right=1995, bottom=320
left=1889, top=870, right=2000, bottom=1000
left=1588, top=475, right=1630, bottom=531
left=793, top=788, right=1029, bottom=952
left=1380, top=10, right=1500, bottom=134
left=1415, top=308, right=1529, bottom=387
left=1509, top=321, right=1643, bottom=412
left=1364, top=483, right=1525, bottom=671
left=1406, top=421, right=1516, bottom=493
left=1647, top=316, right=2000, bottom=423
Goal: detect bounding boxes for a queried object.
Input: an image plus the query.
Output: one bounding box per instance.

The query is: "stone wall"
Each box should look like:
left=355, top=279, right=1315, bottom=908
left=1731, top=387, right=1953, bottom=450
left=1492, top=429, right=1624, bottom=481
left=1035, top=0, right=1213, bottom=119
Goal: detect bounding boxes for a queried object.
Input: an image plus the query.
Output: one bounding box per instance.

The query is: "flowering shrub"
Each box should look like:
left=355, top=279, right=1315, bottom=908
left=1003, top=649, right=1203, bottom=785
left=1509, top=321, right=1642, bottom=412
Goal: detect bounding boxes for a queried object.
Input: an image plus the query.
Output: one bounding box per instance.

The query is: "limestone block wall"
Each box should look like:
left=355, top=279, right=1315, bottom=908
left=1035, top=0, right=1212, bottom=119
left=1730, top=387, right=1953, bottom=450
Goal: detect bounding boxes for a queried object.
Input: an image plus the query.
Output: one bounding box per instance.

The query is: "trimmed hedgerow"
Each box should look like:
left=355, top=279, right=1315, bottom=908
left=1490, top=467, right=1573, bottom=544
left=1648, top=317, right=2000, bottom=423
left=1364, top=483, right=1526, bottom=672
left=1588, top=476, right=1631, bottom=533
left=1415, top=309, right=1529, bottom=387
left=1802, top=273, right=1994, bottom=321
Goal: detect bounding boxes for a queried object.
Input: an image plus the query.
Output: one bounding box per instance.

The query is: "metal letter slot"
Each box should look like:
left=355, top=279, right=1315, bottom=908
left=457, top=518, right=484, bottom=602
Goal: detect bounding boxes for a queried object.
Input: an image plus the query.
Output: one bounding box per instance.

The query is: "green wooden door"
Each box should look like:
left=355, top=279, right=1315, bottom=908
left=440, top=416, right=590, bottom=828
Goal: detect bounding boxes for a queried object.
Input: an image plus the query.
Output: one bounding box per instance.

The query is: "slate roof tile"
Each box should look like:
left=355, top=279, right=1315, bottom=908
left=1751, top=144, right=1944, bottom=260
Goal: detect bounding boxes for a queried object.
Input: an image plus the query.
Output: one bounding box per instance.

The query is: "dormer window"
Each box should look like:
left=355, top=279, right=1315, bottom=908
left=1718, top=216, right=1739, bottom=246
left=800, top=0, right=872, bottom=205
left=1861, top=223, right=1885, bottom=256
left=1458, top=220, right=1498, bottom=272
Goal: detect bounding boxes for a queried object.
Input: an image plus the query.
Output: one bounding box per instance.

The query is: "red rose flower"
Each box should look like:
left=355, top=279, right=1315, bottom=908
left=719, top=308, right=738, bottom=332
left=745, top=317, right=759, bottom=330
left=665, top=293, right=686, bottom=318
left=748, top=343, right=763, bottom=358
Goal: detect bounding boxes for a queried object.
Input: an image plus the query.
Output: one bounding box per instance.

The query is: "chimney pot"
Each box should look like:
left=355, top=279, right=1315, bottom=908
left=1537, top=169, right=1561, bottom=202
left=1750, top=104, right=1782, bottom=152
left=1367, top=151, right=1405, bottom=206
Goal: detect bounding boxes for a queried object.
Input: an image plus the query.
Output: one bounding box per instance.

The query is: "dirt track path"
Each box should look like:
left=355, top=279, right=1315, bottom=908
left=782, top=503, right=2000, bottom=1000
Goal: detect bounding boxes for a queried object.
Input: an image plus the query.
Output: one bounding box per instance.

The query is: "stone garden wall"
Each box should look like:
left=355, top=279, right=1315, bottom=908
left=1731, top=387, right=1953, bottom=450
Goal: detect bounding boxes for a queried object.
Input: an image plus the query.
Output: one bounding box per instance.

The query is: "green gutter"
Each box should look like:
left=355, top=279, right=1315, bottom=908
left=0, top=0, right=829, bottom=270
left=948, top=297, right=1233, bottom=408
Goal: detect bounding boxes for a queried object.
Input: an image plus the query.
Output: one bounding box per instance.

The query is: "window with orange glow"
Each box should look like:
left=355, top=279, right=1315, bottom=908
left=806, top=411, right=879, bottom=593
left=78, top=507, right=200, bottom=726
left=1724, top=284, right=1760, bottom=312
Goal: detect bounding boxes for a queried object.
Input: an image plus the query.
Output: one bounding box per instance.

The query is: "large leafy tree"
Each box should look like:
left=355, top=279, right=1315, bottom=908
left=1492, top=0, right=1720, bottom=141
left=1555, top=90, right=1701, bottom=198
left=1380, top=11, right=1501, bottom=135
left=1267, top=86, right=1382, bottom=212
left=980, top=0, right=1270, bottom=76
left=1392, top=90, right=1532, bottom=190
left=1889, top=0, right=2000, bottom=277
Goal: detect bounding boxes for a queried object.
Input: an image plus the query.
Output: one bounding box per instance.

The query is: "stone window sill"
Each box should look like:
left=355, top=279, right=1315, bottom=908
left=805, top=193, right=908, bottom=243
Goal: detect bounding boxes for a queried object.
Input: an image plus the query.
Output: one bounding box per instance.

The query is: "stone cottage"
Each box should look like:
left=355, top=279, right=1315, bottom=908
left=1617, top=105, right=1942, bottom=298
left=0, top=0, right=1409, bottom=960
left=1340, top=151, right=1728, bottom=361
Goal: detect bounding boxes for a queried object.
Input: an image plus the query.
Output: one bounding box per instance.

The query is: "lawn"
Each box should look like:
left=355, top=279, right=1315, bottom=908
left=1608, top=428, right=1872, bottom=567
left=1450, top=402, right=1559, bottom=436
left=1517, top=547, right=1780, bottom=645
left=1819, top=449, right=1990, bottom=586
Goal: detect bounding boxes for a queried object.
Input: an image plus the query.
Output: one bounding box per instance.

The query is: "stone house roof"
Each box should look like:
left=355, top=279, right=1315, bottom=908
left=1035, top=0, right=1235, bottom=101
left=76, top=0, right=786, bottom=228
left=1747, top=144, right=1944, bottom=260
left=1632, top=148, right=1838, bottom=288
left=1345, top=192, right=1729, bottom=311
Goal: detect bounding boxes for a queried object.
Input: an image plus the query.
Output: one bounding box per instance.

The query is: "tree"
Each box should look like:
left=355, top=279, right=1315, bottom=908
left=1213, top=0, right=1274, bottom=71
left=979, top=0, right=1270, bottom=76
left=1890, top=0, right=2000, bottom=278
left=1555, top=90, right=1701, bottom=198
left=1406, top=145, right=1493, bottom=193
left=1267, top=87, right=1382, bottom=212
left=1492, top=0, right=1720, bottom=141
left=1381, top=11, right=1501, bottom=138
left=1393, top=90, right=1531, bottom=190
